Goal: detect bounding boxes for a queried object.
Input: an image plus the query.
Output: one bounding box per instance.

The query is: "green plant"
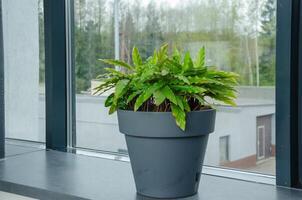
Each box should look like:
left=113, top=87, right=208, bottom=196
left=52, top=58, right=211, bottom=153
left=95, top=44, right=239, bottom=130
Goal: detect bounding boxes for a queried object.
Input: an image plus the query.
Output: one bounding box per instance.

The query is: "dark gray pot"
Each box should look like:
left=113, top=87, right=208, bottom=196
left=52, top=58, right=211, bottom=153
left=117, top=109, right=216, bottom=199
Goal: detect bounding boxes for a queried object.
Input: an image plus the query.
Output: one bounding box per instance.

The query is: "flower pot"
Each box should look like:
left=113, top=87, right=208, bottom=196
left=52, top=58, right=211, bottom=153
left=117, top=109, right=216, bottom=199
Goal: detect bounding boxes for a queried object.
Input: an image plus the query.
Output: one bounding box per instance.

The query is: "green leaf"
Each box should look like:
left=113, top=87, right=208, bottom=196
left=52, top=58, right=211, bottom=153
left=174, top=75, right=190, bottom=84
left=157, top=43, right=169, bottom=62
left=184, top=68, right=207, bottom=76
left=114, top=79, right=130, bottom=103
left=132, top=47, right=142, bottom=66
left=105, top=93, right=114, bottom=107
left=127, top=90, right=142, bottom=103
left=108, top=104, right=117, bottom=114
left=161, top=86, right=177, bottom=105
left=175, top=96, right=184, bottom=110
left=172, top=47, right=181, bottom=63
left=93, top=77, right=119, bottom=95
left=195, top=46, right=205, bottom=68
left=104, top=68, right=126, bottom=76
left=223, top=99, right=236, bottom=106
left=194, top=95, right=205, bottom=104
left=161, top=69, right=169, bottom=76
left=171, top=85, right=206, bottom=94
left=171, top=103, right=186, bottom=130
left=153, top=89, right=166, bottom=106
left=152, top=49, right=158, bottom=64
left=99, top=59, right=134, bottom=70
left=134, top=83, right=164, bottom=111
left=215, top=96, right=237, bottom=106
left=182, top=98, right=191, bottom=112
left=183, top=51, right=193, bottom=71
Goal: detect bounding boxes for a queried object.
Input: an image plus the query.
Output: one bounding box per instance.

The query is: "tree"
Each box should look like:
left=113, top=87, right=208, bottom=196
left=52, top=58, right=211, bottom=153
left=259, top=0, right=276, bottom=86
left=119, top=3, right=135, bottom=64
left=72, top=0, right=276, bottom=93
left=144, top=1, right=163, bottom=58
left=38, top=0, right=45, bottom=85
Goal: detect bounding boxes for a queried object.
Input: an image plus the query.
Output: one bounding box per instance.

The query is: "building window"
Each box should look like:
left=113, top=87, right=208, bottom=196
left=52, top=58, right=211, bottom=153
left=219, top=136, right=230, bottom=164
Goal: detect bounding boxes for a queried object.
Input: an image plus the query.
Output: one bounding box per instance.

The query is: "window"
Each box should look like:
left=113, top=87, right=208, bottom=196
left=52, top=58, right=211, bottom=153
left=73, top=0, right=276, bottom=175
left=3, top=0, right=45, bottom=143
left=219, top=136, right=230, bottom=164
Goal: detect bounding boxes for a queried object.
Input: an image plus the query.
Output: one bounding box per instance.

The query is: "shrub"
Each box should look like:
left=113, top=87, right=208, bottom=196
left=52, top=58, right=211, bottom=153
left=95, top=44, right=239, bottom=130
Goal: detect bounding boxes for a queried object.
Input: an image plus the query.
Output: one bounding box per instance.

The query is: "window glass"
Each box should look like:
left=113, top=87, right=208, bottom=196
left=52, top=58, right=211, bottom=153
left=74, top=0, right=276, bottom=175
left=3, top=0, right=45, bottom=143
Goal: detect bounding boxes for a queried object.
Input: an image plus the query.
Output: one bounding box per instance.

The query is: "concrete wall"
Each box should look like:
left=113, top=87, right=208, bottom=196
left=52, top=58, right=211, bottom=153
left=204, top=105, right=275, bottom=166
left=3, top=0, right=43, bottom=142
left=75, top=96, right=125, bottom=152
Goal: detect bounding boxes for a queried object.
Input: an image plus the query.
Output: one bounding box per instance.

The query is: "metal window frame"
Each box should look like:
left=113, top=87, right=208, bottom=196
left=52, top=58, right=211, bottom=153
left=65, top=0, right=76, bottom=148
left=0, top=0, right=4, bottom=159
left=276, top=0, right=302, bottom=188
left=44, top=0, right=75, bottom=151
left=44, top=0, right=69, bottom=151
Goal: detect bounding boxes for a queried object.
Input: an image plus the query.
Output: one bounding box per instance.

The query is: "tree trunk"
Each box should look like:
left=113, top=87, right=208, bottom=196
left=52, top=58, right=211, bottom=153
left=245, top=35, right=254, bottom=85
left=254, top=36, right=260, bottom=87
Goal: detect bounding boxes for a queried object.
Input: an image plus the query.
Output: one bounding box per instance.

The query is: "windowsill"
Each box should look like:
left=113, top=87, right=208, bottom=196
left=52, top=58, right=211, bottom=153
left=0, top=144, right=301, bottom=200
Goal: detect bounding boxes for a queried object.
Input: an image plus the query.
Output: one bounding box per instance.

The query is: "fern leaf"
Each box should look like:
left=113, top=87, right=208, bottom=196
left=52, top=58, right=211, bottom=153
left=127, top=90, right=142, bottom=103
left=99, top=59, right=134, bottom=70
left=171, top=103, right=186, bottom=130
left=105, top=93, right=114, bottom=107
left=195, top=46, right=205, bottom=68
left=161, top=86, right=178, bottom=105
left=113, top=79, right=130, bottom=103
left=153, top=89, right=166, bottom=106
left=134, top=83, right=164, bottom=111
left=132, top=47, right=142, bottom=67
left=171, top=85, right=206, bottom=94
left=183, top=51, right=193, bottom=71
left=175, top=96, right=184, bottom=110
left=172, top=47, right=181, bottom=63
left=157, top=43, right=169, bottom=62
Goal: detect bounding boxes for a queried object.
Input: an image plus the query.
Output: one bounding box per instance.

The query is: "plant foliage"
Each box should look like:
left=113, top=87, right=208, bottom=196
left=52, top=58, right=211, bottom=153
left=95, top=44, right=239, bottom=130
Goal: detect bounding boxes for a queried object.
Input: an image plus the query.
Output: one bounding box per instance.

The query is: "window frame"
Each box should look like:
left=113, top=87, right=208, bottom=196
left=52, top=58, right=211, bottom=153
left=0, top=0, right=4, bottom=158
left=44, top=0, right=69, bottom=151
left=275, top=0, right=302, bottom=188
left=0, top=0, right=295, bottom=188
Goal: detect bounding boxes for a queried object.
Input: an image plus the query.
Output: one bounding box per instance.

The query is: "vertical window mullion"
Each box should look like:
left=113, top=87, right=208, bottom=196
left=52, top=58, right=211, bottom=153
left=44, top=0, right=68, bottom=151
left=276, top=0, right=301, bottom=188
left=65, top=0, right=76, bottom=148
left=0, top=0, right=5, bottom=159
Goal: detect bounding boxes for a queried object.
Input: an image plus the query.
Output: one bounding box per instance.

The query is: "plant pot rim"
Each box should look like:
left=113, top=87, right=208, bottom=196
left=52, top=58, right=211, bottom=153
left=117, top=108, right=216, bottom=114
left=117, top=109, right=216, bottom=138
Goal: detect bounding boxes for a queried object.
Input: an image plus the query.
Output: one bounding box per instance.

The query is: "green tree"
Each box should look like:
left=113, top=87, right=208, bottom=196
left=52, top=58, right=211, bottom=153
left=38, top=0, right=45, bottom=85
left=144, top=1, right=163, bottom=57
left=259, top=0, right=276, bottom=86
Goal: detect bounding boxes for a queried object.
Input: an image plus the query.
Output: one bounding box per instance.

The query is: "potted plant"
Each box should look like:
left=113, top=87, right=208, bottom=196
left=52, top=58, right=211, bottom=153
left=95, top=44, right=238, bottom=199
